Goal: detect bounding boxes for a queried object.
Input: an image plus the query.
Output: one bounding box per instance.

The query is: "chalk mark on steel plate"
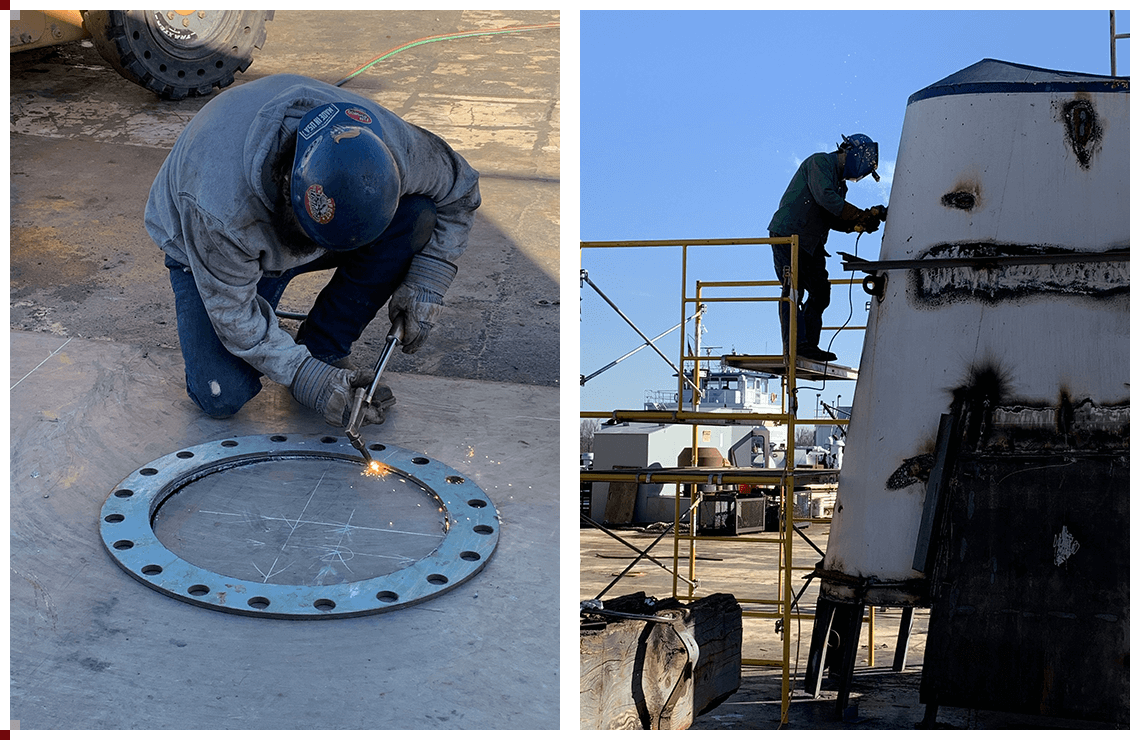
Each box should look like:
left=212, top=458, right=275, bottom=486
left=199, top=465, right=442, bottom=581
left=279, top=469, right=327, bottom=552
left=253, top=469, right=327, bottom=582
left=200, top=510, right=443, bottom=539
left=254, top=555, right=291, bottom=583
left=10, top=337, right=73, bottom=391
left=325, top=508, right=356, bottom=574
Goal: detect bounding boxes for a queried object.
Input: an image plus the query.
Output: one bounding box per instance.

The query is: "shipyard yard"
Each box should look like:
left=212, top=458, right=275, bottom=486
left=578, top=12, right=1128, bottom=732
left=579, top=524, right=1119, bottom=730
left=578, top=521, right=932, bottom=729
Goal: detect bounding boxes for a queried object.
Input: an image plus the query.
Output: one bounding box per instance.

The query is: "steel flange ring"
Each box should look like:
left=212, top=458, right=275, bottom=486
left=99, top=434, right=500, bottom=619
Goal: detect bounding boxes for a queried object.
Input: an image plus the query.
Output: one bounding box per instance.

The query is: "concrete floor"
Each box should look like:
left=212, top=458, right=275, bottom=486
left=579, top=525, right=1119, bottom=731
left=9, top=10, right=560, bottom=730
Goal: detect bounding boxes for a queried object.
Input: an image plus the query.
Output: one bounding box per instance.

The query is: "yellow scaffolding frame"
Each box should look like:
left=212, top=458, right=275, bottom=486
left=580, top=236, right=863, bottom=726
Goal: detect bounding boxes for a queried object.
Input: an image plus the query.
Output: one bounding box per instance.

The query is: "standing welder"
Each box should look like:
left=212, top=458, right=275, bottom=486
left=145, top=73, right=480, bottom=427
left=768, top=134, right=884, bottom=362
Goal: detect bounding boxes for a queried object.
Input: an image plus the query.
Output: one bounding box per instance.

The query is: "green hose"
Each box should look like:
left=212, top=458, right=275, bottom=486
left=335, top=23, right=559, bottom=87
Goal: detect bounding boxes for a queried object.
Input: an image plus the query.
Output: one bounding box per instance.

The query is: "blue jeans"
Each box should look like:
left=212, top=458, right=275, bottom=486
left=771, top=237, right=831, bottom=349
left=167, top=195, right=437, bottom=417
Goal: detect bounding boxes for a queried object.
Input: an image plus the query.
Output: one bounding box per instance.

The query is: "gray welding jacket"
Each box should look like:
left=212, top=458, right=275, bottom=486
left=767, top=151, right=848, bottom=256
left=145, top=74, right=481, bottom=386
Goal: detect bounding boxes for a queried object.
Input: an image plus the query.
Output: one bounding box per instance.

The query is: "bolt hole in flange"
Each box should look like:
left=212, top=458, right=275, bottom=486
left=99, top=434, right=499, bottom=618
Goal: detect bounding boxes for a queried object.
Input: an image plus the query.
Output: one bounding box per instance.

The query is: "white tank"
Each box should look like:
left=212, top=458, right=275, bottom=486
left=822, top=59, right=1130, bottom=603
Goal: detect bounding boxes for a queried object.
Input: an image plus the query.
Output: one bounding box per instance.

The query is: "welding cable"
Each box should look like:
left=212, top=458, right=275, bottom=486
left=797, top=232, right=862, bottom=394
left=825, top=234, right=863, bottom=356
left=334, top=22, right=560, bottom=87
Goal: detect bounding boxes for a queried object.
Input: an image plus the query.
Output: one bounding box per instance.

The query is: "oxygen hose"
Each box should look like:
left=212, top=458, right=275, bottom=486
left=334, top=22, right=561, bottom=87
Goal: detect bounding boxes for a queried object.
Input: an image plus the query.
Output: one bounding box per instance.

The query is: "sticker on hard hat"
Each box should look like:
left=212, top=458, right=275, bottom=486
left=344, top=107, right=373, bottom=125
left=299, top=104, right=339, bottom=140
left=304, top=184, right=335, bottom=224
left=332, top=127, right=362, bottom=144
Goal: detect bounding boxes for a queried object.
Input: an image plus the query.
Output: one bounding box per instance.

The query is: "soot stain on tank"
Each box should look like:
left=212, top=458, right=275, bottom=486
left=941, top=191, right=977, bottom=210
left=911, top=243, right=1130, bottom=307
left=1059, top=95, right=1102, bottom=169
left=885, top=453, right=935, bottom=490
left=941, top=179, right=979, bottom=211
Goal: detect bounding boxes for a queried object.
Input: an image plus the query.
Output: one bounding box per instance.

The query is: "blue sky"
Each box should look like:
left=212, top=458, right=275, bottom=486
left=577, top=9, right=1120, bottom=416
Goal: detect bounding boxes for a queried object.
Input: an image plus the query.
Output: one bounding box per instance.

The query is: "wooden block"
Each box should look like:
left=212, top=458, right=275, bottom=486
left=580, top=592, right=742, bottom=730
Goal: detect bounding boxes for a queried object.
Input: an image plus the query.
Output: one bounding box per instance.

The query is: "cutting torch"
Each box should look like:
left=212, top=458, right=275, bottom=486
left=345, top=318, right=404, bottom=463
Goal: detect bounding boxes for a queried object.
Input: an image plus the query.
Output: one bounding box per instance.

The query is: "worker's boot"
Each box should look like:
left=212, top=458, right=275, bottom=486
left=800, top=343, right=836, bottom=361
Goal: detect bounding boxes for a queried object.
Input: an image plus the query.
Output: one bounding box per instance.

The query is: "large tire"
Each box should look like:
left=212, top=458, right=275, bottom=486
left=82, top=10, right=273, bottom=101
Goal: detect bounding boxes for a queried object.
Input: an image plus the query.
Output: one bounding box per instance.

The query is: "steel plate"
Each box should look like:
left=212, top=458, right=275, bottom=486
left=99, top=434, right=500, bottom=618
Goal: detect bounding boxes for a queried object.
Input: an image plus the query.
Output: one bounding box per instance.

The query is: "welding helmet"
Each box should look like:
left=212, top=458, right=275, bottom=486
left=840, top=133, right=880, bottom=182
left=290, top=102, right=401, bottom=251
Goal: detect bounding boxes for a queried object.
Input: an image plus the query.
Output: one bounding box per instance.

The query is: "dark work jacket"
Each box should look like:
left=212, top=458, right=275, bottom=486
left=767, top=151, right=849, bottom=256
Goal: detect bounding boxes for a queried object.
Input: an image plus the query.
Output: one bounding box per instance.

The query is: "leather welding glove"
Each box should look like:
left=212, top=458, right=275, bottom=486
left=832, top=201, right=867, bottom=233
left=291, top=358, right=386, bottom=427
left=388, top=253, right=458, bottom=354
left=841, top=201, right=865, bottom=222
left=859, top=205, right=886, bottom=234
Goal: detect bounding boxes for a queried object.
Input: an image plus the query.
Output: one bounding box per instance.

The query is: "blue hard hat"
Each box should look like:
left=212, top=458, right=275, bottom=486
left=841, top=133, right=880, bottom=181
left=290, top=102, right=401, bottom=250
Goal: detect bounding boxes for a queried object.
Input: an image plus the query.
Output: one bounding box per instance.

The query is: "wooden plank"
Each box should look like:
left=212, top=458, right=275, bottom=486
left=603, top=465, right=638, bottom=524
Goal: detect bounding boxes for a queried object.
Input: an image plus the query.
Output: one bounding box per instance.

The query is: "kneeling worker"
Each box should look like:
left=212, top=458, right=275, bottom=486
left=146, top=73, right=480, bottom=427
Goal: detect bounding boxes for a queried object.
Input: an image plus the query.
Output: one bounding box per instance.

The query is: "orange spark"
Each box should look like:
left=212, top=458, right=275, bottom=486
left=362, top=460, right=389, bottom=477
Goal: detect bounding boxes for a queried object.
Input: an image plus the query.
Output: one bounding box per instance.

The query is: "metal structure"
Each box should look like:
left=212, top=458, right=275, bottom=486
left=580, top=237, right=863, bottom=725
left=100, top=434, right=499, bottom=619
left=807, top=58, right=1130, bottom=725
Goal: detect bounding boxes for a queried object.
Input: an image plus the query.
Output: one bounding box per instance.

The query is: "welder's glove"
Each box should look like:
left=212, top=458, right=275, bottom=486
left=388, top=253, right=458, bottom=354
left=840, top=201, right=864, bottom=222
left=291, top=357, right=386, bottom=427
left=832, top=201, right=867, bottom=233
left=857, top=205, right=887, bottom=234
